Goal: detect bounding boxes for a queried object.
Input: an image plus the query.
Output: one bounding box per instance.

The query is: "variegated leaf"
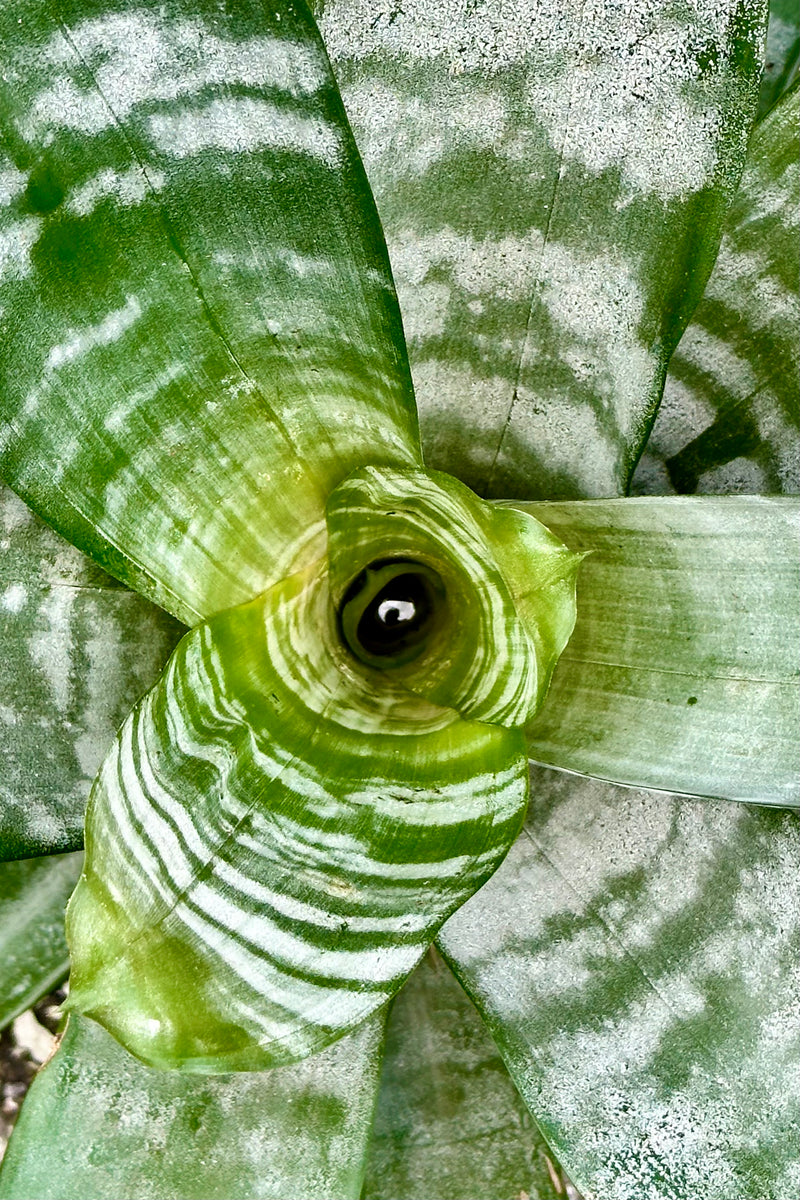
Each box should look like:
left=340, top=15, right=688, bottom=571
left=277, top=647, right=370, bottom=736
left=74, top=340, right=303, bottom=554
left=364, top=947, right=574, bottom=1200
left=0, top=1012, right=385, bottom=1199
left=633, top=85, right=799, bottom=497
left=0, top=0, right=419, bottom=625
left=516, top=496, right=800, bottom=807
left=66, top=465, right=579, bottom=1071
left=0, top=484, right=182, bottom=861
left=0, top=852, right=82, bottom=1030
left=318, top=0, right=766, bottom=500
left=437, top=767, right=800, bottom=1200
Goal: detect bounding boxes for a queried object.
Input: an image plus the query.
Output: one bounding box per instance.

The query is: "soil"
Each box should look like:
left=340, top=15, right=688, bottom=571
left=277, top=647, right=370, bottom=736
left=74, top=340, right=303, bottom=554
left=0, top=989, right=65, bottom=1165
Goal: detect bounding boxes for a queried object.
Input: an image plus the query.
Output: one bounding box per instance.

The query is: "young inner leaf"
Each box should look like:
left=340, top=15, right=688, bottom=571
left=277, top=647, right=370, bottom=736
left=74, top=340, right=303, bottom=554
left=65, top=465, right=580, bottom=1072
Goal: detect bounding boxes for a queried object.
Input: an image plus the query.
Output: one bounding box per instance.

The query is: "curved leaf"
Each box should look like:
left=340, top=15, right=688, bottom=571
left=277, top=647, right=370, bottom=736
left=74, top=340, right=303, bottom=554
left=364, top=948, right=572, bottom=1200
left=325, top=466, right=580, bottom=725
left=319, top=0, right=767, bottom=499
left=758, top=0, right=800, bottom=117
left=438, top=767, right=800, bottom=1200
left=0, top=484, right=182, bottom=861
left=65, top=463, right=580, bottom=1072
left=515, top=496, right=800, bottom=807
left=0, top=853, right=82, bottom=1030
left=0, top=0, right=420, bottom=625
left=634, top=85, right=799, bottom=497
left=0, top=1012, right=385, bottom=1200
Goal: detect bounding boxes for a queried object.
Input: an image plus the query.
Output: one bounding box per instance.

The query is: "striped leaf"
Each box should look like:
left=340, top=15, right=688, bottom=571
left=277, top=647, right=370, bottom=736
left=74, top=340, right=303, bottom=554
left=325, top=467, right=581, bottom=725
left=633, top=85, right=799, bottom=497
left=437, top=768, right=800, bottom=1200
left=0, top=484, right=183, bottom=861
left=516, top=496, right=800, bottom=807
left=65, top=465, right=579, bottom=1071
left=0, top=852, right=82, bottom=1030
left=364, top=948, right=574, bottom=1200
left=0, top=1012, right=384, bottom=1200
left=0, top=0, right=420, bottom=625
left=318, top=0, right=766, bottom=500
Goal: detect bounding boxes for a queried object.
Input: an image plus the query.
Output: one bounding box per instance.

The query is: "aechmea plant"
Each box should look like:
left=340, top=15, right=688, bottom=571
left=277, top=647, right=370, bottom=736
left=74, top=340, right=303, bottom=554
left=0, top=0, right=797, bottom=1198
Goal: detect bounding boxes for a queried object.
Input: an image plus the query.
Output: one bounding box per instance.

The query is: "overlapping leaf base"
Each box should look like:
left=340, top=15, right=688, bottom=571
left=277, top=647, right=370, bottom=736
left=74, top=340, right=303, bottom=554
left=66, top=568, right=527, bottom=1070
left=66, top=466, right=580, bottom=1071
left=0, top=1012, right=385, bottom=1200
left=636, top=86, right=799, bottom=496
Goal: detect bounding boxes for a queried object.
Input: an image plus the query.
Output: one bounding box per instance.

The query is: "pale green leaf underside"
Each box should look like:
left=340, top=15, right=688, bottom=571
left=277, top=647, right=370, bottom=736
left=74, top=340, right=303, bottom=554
left=0, top=852, right=82, bottom=1030
left=0, top=0, right=419, bottom=625
left=634, top=84, right=799, bottom=497
left=515, top=496, right=800, bottom=807
left=364, top=948, right=568, bottom=1200
left=438, top=767, right=800, bottom=1200
left=0, top=1012, right=385, bottom=1200
left=319, top=0, right=766, bottom=500
left=0, top=484, right=183, bottom=861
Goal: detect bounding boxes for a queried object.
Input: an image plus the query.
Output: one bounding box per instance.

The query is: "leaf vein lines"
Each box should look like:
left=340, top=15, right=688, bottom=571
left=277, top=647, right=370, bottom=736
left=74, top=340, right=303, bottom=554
left=558, top=652, right=793, bottom=686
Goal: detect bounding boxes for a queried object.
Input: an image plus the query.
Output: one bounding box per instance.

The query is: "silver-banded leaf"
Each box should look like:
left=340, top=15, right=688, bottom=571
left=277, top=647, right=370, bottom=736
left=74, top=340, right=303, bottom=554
left=0, top=1012, right=384, bottom=1200
left=319, top=0, right=767, bottom=500
left=437, top=767, right=800, bottom=1200
left=0, top=0, right=420, bottom=625
left=634, top=85, right=799, bottom=497
left=0, top=853, right=82, bottom=1030
left=0, top=484, right=183, bottom=861
left=364, top=948, right=572, bottom=1200
left=758, top=0, right=799, bottom=117
left=514, top=496, right=800, bottom=807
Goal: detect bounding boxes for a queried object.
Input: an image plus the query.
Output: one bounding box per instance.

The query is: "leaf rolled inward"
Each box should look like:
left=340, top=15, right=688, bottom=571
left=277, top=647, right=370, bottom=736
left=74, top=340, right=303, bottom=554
left=66, top=466, right=580, bottom=1070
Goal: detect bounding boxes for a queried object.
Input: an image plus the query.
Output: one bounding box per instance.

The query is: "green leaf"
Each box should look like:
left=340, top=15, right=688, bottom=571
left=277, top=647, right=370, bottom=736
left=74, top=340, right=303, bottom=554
left=0, top=484, right=183, bottom=861
left=325, top=467, right=581, bottom=724
left=758, top=0, right=800, bottom=118
left=65, top=463, right=579, bottom=1072
left=0, top=1012, right=385, bottom=1200
left=319, top=0, right=767, bottom=500
left=0, top=852, right=82, bottom=1030
left=364, top=948, right=571, bottom=1200
left=437, top=767, right=800, bottom=1200
left=634, top=85, right=799, bottom=497
left=514, top=496, right=800, bottom=807
left=0, top=0, right=420, bottom=625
